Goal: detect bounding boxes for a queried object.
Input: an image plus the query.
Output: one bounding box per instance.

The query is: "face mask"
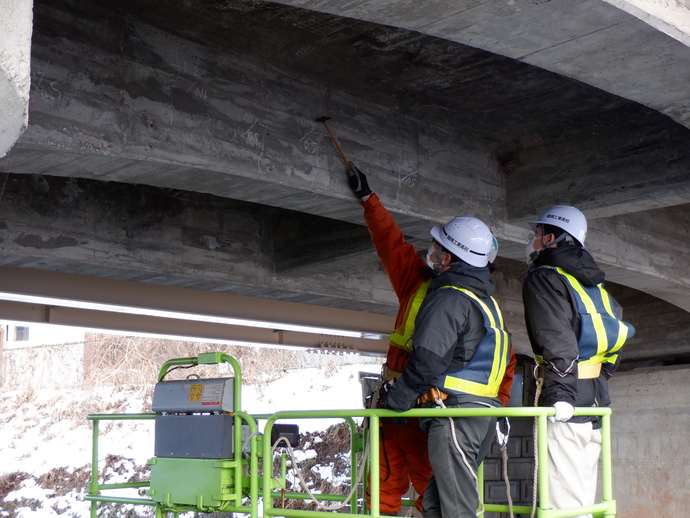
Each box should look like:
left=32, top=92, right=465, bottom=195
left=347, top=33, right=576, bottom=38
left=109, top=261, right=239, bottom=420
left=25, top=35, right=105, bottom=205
left=525, top=235, right=540, bottom=266
left=426, top=241, right=443, bottom=273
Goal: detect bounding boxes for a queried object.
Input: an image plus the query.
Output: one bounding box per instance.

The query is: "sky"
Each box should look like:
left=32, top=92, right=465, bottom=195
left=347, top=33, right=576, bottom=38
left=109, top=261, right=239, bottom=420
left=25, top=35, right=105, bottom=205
left=0, top=359, right=381, bottom=518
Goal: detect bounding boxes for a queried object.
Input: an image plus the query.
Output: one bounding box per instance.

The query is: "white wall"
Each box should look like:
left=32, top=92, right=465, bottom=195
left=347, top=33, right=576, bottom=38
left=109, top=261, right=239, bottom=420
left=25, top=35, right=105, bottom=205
left=2, top=322, right=85, bottom=349
left=0, top=323, right=87, bottom=389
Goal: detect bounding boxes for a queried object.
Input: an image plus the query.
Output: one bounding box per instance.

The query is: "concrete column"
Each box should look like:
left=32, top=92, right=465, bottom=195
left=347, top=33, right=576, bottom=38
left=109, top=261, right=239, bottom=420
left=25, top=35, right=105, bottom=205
left=609, top=366, right=690, bottom=517
left=0, top=0, right=33, bottom=158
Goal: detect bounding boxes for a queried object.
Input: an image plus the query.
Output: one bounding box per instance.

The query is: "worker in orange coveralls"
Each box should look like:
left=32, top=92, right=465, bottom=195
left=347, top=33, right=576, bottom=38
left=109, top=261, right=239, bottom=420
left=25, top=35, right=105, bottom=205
left=346, top=163, right=516, bottom=516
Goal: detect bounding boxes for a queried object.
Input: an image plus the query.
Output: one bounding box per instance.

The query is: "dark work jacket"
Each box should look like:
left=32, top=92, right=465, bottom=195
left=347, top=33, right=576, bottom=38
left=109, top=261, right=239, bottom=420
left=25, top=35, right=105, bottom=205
left=522, top=245, right=623, bottom=426
left=386, top=262, right=502, bottom=412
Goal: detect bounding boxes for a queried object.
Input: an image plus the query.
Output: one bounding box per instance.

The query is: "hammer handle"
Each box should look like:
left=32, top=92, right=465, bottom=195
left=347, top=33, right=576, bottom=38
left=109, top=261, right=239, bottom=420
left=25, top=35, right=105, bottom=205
left=321, top=121, right=351, bottom=169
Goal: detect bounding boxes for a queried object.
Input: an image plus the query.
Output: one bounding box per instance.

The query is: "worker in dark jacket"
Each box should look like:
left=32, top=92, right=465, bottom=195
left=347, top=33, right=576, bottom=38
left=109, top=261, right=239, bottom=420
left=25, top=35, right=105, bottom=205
left=522, top=205, right=634, bottom=517
left=346, top=164, right=514, bottom=516
left=383, top=214, right=512, bottom=518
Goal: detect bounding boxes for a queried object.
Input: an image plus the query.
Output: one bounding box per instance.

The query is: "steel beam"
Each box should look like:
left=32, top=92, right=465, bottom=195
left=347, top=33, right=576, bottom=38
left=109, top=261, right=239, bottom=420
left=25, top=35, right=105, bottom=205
left=0, top=267, right=392, bottom=355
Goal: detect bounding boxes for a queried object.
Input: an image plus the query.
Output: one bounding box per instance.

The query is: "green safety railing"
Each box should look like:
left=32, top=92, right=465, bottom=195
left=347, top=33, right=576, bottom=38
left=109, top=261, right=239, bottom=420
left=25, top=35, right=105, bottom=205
left=261, top=406, right=615, bottom=518
left=85, top=353, right=616, bottom=518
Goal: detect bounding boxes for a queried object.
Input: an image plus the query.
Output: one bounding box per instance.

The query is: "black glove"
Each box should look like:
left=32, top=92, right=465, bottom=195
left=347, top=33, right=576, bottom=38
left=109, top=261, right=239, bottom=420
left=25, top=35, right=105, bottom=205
left=347, top=162, right=373, bottom=200
left=364, top=390, right=375, bottom=409
left=376, top=380, right=393, bottom=409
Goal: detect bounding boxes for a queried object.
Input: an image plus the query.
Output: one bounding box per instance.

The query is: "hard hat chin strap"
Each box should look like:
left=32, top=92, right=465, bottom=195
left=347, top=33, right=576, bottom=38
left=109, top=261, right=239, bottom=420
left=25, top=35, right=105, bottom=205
left=526, top=231, right=578, bottom=271
left=550, top=232, right=574, bottom=247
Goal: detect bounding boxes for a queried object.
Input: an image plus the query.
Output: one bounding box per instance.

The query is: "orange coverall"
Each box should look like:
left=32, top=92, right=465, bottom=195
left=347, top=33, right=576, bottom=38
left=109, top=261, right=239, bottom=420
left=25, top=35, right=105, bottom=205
left=362, top=193, right=515, bottom=514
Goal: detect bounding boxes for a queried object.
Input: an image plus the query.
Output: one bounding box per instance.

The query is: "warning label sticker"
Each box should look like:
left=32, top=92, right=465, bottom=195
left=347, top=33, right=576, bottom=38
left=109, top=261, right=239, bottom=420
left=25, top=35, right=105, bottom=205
left=201, top=383, right=222, bottom=405
left=188, top=384, right=203, bottom=402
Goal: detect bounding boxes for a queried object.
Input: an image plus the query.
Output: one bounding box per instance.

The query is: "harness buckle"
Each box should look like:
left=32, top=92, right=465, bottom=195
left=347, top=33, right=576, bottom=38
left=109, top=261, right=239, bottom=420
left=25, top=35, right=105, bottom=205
left=417, top=387, right=448, bottom=405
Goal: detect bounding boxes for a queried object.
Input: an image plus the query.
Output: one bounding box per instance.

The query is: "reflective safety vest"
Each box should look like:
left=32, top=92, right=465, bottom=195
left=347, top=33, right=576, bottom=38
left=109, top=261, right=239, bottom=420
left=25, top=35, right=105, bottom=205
left=539, top=266, right=635, bottom=365
left=388, top=280, right=431, bottom=352
left=434, top=286, right=510, bottom=398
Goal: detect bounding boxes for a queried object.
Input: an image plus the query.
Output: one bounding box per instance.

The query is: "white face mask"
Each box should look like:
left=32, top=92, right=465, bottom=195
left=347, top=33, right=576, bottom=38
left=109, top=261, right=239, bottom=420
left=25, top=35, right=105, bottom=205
left=426, top=241, right=442, bottom=272
left=525, top=235, right=539, bottom=265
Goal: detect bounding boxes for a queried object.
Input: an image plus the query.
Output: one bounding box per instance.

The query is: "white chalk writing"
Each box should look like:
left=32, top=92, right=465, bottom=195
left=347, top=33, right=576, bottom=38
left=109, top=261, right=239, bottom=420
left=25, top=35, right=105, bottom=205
left=31, top=61, right=61, bottom=103
left=299, top=118, right=319, bottom=155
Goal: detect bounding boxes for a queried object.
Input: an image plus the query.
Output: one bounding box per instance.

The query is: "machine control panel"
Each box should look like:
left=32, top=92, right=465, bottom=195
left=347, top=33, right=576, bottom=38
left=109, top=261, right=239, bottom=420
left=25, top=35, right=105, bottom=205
left=151, top=377, right=234, bottom=413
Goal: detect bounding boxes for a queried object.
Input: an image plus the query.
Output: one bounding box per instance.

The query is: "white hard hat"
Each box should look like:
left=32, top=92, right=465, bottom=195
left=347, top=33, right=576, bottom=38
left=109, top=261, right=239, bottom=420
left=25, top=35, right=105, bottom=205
left=529, top=205, right=587, bottom=246
left=488, top=234, right=499, bottom=264
left=430, top=216, right=493, bottom=267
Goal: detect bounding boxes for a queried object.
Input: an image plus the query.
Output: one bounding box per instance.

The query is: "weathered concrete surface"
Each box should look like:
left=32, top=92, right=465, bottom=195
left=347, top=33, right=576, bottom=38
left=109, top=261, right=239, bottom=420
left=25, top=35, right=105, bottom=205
left=610, top=365, right=690, bottom=517
left=604, top=0, right=690, bottom=47
left=5, top=173, right=690, bottom=365
left=1, top=0, right=690, bottom=365
left=0, top=174, right=395, bottom=313
left=0, top=1, right=688, bottom=512
left=274, top=0, right=690, bottom=128
left=0, top=0, right=32, bottom=158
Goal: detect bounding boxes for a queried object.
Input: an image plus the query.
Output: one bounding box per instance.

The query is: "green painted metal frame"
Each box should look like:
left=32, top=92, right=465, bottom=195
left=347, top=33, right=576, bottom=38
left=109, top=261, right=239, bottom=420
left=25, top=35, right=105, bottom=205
left=260, top=406, right=615, bottom=518
left=86, top=353, right=616, bottom=518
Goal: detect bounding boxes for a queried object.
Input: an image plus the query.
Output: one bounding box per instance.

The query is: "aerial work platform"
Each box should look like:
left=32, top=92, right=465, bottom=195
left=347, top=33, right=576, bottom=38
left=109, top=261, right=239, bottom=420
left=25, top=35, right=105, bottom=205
left=86, top=352, right=616, bottom=518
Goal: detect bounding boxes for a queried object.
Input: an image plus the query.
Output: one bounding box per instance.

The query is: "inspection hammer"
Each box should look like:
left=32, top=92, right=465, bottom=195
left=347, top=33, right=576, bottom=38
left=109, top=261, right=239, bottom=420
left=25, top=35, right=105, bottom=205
left=315, top=116, right=352, bottom=170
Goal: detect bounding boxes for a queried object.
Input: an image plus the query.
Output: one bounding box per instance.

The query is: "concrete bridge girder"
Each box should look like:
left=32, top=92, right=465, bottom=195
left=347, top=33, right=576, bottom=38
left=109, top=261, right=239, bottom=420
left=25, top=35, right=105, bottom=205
left=3, top=172, right=687, bottom=363
left=603, top=0, right=690, bottom=48
left=0, top=0, right=32, bottom=158
left=273, top=0, right=690, bottom=129
left=0, top=0, right=689, bottom=364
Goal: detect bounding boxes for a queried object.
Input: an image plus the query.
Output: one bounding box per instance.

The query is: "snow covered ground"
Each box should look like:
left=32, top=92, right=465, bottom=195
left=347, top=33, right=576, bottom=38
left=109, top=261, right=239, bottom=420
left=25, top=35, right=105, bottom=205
left=0, top=359, right=382, bottom=517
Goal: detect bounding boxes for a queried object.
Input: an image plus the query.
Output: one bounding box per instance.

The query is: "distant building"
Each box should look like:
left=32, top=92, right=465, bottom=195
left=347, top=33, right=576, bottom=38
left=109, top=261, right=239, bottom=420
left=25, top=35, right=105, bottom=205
left=0, top=322, right=92, bottom=390
left=1, top=322, right=86, bottom=350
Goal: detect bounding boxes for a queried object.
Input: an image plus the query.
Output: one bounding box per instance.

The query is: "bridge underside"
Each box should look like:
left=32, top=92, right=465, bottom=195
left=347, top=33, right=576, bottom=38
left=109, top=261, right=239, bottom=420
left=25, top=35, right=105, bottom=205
left=1, top=0, right=690, bottom=368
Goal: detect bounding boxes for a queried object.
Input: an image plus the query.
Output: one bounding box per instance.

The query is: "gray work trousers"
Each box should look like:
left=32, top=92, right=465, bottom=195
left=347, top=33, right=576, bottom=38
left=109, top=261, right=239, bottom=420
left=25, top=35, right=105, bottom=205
left=421, top=403, right=496, bottom=518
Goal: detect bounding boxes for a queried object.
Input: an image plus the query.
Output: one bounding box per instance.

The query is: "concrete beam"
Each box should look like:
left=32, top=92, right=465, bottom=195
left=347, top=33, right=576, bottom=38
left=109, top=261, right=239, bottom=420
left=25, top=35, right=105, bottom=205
left=0, top=174, right=398, bottom=314
left=6, top=173, right=690, bottom=364
left=9, top=0, right=689, bottom=229
left=586, top=206, right=690, bottom=313
left=0, top=267, right=393, bottom=355
left=273, top=0, right=690, bottom=129
left=2, top=0, right=690, bottom=366
left=604, top=0, right=690, bottom=47
left=11, top=0, right=504, bottom=229
left=271, top=212, right=377, bottom=276
left=0, top=0, right=32, bottom=158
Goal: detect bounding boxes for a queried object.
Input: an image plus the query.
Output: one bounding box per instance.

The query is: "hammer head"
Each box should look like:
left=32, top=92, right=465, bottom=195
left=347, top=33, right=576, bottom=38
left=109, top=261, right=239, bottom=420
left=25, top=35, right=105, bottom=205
left=315, top=116, right=331, bottom=123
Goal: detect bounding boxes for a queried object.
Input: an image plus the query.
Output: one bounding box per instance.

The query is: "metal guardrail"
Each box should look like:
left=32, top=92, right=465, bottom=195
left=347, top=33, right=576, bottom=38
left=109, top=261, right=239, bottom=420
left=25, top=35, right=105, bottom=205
left=86, top=353, right=615, bottom=518
left=261, top=406, right=614, bottom=518
left=86, top=405, right=615, bottom=518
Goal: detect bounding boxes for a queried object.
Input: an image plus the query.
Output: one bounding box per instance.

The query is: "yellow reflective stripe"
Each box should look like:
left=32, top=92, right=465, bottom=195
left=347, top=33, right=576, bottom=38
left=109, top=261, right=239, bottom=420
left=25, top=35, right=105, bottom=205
left=455, top=288, right=496, bottom=327
left=389, top=281, right=430, bottom=351
left=443, top=377, right=499, bottom=397
left=556, top=268, right=609, bottom=361
left=598, top=285, right=616, bottom=317
left=554, top=267, right=630, bottom=365
left=460, top=290, right=504, bottom=390
left=440, top=286, right=507, bottom=393
left=489, top=302, right=508, bottom=390
left=611, top=327, right=628, bottom=353
left=602, top=353, right=619, bottom=365
left=597, top=284, right=629, bottom=355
